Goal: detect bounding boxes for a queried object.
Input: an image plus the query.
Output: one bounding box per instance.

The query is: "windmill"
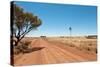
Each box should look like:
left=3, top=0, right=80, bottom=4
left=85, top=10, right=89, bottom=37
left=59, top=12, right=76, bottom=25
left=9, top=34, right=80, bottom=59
left=69, top=27, right=72, bottom=38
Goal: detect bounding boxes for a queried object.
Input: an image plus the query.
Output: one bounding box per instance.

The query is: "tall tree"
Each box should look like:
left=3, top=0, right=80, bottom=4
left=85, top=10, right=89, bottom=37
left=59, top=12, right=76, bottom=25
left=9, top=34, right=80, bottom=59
left=11, top=4, right=42, bottom=46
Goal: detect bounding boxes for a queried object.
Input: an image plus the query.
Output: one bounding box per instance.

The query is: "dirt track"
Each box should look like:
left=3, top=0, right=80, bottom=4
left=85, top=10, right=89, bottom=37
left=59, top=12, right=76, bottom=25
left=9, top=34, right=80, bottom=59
left=14, top=38, right=97, bottom=66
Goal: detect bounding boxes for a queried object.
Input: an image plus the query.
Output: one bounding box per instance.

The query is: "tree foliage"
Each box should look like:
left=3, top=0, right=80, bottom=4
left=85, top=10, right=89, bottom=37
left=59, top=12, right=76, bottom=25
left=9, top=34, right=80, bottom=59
left=11, top=4, right=42, bottom=46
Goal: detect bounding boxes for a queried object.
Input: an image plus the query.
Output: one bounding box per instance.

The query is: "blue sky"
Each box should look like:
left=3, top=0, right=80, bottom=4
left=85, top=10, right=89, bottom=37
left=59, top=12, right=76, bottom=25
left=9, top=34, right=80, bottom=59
left=14, top=1, right=97, bottom=37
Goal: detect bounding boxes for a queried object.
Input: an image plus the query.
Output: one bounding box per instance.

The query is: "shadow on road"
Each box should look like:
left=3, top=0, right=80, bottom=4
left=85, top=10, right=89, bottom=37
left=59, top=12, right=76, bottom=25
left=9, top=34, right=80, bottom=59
left=23, top=47, right=45, bottom=53
left=32, top=47, right=45, bottom=52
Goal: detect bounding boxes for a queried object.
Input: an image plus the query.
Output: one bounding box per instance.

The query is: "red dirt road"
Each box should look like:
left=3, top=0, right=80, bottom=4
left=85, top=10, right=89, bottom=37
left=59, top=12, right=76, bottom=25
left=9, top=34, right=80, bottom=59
left=14, top=38, right=97, bottom=66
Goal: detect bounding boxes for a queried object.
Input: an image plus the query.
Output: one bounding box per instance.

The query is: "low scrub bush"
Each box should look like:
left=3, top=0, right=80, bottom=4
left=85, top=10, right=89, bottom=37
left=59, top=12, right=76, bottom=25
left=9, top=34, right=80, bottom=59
left=13, top=40, right=32, bottom=55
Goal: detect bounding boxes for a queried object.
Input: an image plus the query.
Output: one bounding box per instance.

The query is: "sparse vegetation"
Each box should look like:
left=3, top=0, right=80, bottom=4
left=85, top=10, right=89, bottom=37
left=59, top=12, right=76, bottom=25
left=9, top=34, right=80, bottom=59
left=13, top=37, right=97, bottom=66
left=13, top=40, right=32, bottom=55
left=47, top=36, right=97, bottom=53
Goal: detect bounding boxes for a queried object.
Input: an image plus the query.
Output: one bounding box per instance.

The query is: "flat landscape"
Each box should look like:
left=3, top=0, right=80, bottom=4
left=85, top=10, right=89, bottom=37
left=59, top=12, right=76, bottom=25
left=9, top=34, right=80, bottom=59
left=12, top=2, right=97, bottom=66
left=13, top=36, right=97, bottom=66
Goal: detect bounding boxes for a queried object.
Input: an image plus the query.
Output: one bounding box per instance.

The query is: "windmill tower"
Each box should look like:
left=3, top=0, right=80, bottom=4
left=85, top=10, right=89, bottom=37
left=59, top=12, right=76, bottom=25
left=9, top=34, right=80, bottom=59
left=69, top=27, right=72, bottom=38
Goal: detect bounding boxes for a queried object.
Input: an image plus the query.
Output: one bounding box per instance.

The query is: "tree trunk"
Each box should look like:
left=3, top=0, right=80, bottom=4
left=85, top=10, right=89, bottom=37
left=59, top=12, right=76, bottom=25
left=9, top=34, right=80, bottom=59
left=15, top=38, right=20, bottom=46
